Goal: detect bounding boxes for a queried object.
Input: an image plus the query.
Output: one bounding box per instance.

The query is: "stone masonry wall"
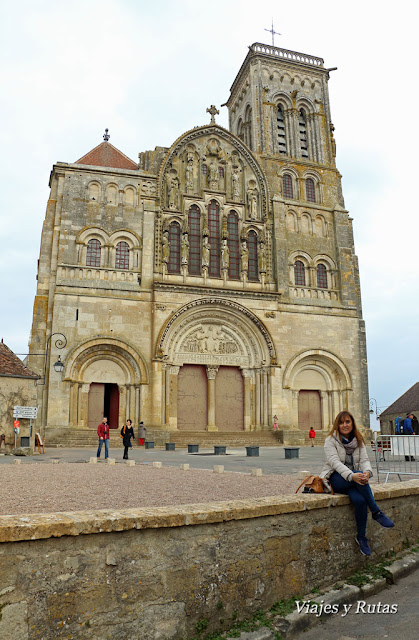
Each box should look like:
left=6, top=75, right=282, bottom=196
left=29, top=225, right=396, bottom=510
left=0, top=481, right=418, bottom=640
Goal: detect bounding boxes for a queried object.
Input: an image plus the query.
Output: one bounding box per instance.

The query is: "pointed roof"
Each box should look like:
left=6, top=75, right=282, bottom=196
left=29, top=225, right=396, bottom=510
left=75, top=142, right=138, bottom=171
left=380, top=382, right=419, bottom=416
left=0, top=341, right=39, bottom=379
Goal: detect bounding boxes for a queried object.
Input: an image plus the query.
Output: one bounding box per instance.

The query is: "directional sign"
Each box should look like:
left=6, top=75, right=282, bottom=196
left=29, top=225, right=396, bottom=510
left=13, top=406, right=38, bottom=419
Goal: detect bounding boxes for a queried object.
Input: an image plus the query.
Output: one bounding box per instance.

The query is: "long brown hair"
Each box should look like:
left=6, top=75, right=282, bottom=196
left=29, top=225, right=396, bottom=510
left=328, top=411, right=364, bottom=446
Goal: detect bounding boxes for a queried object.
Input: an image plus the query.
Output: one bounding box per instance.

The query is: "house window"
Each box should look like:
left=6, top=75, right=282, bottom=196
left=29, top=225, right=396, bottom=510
left=115, top=241, right=129, bottom=269
left=294, top=260, right=305, bottom=286
left=283, top=174, right=293, bottom=199
left=208, top=200, right=220, bottom=277
left=277, top=105, right=287, bottom=154
left=86, top=239, right=101, bottom=267
left=168, top=223, right=181, bottom=274
left=188, top=205, right=201, bottom=275
left=299, top=109, right=309, bottom=159
left=317, top=263, right=328, bottom=288
left=306, top=178, right=316, bottom=203
left=248, top=231, right=259, bottom=281
left=227, top=211, right=240, bottom=279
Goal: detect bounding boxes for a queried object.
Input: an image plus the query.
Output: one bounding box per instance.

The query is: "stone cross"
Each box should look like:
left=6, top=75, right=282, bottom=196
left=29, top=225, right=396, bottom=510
left=264, top=19, right=281, bottom=46
left=103, top=128, right=110, bottom=142
left=206, top=105, right=219, bottom=125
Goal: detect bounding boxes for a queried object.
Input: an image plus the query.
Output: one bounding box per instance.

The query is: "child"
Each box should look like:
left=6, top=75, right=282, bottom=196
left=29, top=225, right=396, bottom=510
left=273, top=415, right=279, bottom=431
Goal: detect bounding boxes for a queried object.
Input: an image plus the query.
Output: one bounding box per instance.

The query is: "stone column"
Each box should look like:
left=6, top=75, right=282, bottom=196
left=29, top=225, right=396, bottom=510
left=262, top=367, right=269, bottom=427
left=255, top=368, right=261, bottom=429
left=241, top=369, right=252, bottom=431
left=135, top=386, right=140, bottom=426
left=166, top=366, right=180, bottom=430
left=320, top=391, right=328, bottom=431
left=291, top=390, right=299, bottom=429
left=206, top=365, right=219, bottom=432
left=69, top=381, right=77, bottom=427
left=80, top=383, right=90, bottom=428
left=125, top=385, right=131, bottom=420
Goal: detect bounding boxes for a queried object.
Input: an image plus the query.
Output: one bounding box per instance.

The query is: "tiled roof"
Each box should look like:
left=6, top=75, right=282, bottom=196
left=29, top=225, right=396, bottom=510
left=75, top=142, right=138, bottom=170
left=0, top=341, right=39, bottom=379
left=380, top=382, right=419, bottom=416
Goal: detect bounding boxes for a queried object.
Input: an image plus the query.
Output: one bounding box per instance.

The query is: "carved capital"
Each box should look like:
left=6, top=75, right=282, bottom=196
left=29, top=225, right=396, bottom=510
left=206, top=365, right=219, bottom=379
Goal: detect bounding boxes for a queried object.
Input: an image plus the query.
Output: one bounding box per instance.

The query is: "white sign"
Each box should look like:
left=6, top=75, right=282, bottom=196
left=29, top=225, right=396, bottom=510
left=13, top=406, right=38, bottom=419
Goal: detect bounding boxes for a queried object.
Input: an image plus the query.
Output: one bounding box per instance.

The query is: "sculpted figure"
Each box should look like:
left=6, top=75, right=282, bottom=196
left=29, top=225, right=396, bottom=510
left=168, top=176, right=179, bottom=209
left=258, top=241, right=267, bottom=273
left=221, top=238, right=230, bottom=270
left=186, top=160, right=194, bottom=193
left=162, top=232, right=170, bottom=264
left=202, top=237, right=211, bottom=268
left=209, top=162, right=218, bottom=186
left=232, top=167, right=240, bottom=199
left=247, top=185, right=258, bottom=219
left=181, top=233, right=189, bottom=265
left=240, top=240, right=249, bottom=272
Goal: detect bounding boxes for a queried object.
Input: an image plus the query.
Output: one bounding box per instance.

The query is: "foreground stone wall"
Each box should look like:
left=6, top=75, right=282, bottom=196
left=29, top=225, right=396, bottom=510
left=0, top=481, right=418, bottom=640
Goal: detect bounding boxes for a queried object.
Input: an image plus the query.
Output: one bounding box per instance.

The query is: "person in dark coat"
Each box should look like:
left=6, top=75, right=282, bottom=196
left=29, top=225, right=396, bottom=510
left=411, top=414, right=419, bottom=435
left=403, top=415, right=415, bottom=461
left=120, top=419, right=135, bottom=460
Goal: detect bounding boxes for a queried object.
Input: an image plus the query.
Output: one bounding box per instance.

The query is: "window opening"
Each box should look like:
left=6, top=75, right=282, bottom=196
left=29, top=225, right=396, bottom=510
left=86, top=239, right=101, bottom=267
left=316, top=263, right=327, bottom=288
left=306, top=178, right=316, bottom=202
left=299, top=109, right=309, bottom=159
left=188, top=205, right=201, bottom=275
left=168, top=223, right=181, bottom=274
left=277, top=105, right=287, bottom=154
left=283, top=174, right=293, bottom=199
left=208, top=200, right=220, bottom=277
left=115, top=241, right=129, bottom=270
left=227, top=212, right=240, bottom=279
left=294, top=260, right=305, bottom=286
left=248, top=231, right=259, bottom=281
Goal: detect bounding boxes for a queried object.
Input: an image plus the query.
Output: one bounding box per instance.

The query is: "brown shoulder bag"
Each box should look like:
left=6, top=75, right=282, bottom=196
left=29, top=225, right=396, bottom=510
left=295, top=475, right=334, bottom=494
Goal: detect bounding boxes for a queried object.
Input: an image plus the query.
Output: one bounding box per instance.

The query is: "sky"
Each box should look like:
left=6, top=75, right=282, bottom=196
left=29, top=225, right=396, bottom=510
left=0, top=0, right=417, bottom=429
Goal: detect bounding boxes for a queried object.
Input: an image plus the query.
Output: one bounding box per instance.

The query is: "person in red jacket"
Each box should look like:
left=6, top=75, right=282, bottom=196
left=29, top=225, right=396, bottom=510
left=97, top=417, right=110, bottom=459
left=309, top=427, right=316, bottom=447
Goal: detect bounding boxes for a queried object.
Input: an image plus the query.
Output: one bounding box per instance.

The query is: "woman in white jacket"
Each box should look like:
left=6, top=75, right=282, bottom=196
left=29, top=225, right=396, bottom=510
left=321, top=411, right=394, bottom=556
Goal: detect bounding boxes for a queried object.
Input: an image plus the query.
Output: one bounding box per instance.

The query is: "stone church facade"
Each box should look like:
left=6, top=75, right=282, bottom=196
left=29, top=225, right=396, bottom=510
left=28, top=43, right=369, bottom=443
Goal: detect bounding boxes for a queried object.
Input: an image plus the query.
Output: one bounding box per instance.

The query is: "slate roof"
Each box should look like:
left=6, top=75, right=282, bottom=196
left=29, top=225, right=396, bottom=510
left=75, top=142, right=138, bottom=171
left=0, top=341, right=39, bottom=379
left=380, top=382, right=419, bottom=416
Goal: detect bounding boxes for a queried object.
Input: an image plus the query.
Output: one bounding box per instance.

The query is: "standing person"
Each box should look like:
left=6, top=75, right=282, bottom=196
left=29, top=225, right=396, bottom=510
left=97, top=417, right=110, bottom=460
left=411, top=414, right=419, bottom=435
left=320, top=411, right=394, bottom=556
left=272, top=415, right=279, bottom=431
left=120, top=419, right=135, bottom=460
left=138, top=421, right=146, bottom=446
left=402, top=415, right=415, bottom=461
left=309, top=427, right=316, bottom=446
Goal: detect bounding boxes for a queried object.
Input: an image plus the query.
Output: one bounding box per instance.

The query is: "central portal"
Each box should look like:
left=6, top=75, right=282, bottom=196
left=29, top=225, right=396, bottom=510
left=215, top=366, right=244, bottom=431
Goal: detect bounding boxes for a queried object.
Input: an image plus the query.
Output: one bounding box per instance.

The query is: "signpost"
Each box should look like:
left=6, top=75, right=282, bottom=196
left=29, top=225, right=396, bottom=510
left=13, top=406, right=38, bottom=449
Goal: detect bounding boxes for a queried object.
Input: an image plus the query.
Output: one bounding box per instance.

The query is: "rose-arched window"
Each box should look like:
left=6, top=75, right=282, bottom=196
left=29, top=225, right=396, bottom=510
left=294, top=260, right=305, bottom=286
left=208, top=200, right=220, bottom=277
left=283, top=174, right=293, bottom=199
left=115, top=241, right=129, bottom=270
left=248, top=231, right=259, bottom=281
left=86, top=239, right=101, bottom=267
left=317, top=263, right=328, bottom=288
left=168, top=223, right=181, bottom=274
left=188, top=205, right=201, bottom=275
left=227, top=211, right=240, bottom=280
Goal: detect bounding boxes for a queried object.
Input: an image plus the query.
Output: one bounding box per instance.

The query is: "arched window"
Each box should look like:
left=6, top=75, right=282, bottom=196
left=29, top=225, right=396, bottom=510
left=201, top=163, right=208, bottom=176
left=168, top=223, right=181, bottom=274
left=188, top=205, right=201, bottom=275
left=208, top=200, right=220, bottom=277
left=86, top=239, right=101, bottom=267
left=248, top=231, right=259, bottom=281
left=244, top=106, right=252, bottom=149
left=283, top=174, right=293, bottom=199
left=237, top=119, right=244, bottom=142
left=306, top=178, right=316, bottom=203
left=316, top=263, right=328, bottom=288
left=277, top=105, right=287, bottom=154
left=294, top=260, right=305, bottom=286
left=115, top=241, right=129, bottom=270
left=299, top=109, right=309, bottom=159
left=227, top=211, right=240, bottom=279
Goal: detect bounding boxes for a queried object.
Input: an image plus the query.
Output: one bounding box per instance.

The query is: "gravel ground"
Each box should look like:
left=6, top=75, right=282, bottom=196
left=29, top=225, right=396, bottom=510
left=0, top=463, right=302, bottom=516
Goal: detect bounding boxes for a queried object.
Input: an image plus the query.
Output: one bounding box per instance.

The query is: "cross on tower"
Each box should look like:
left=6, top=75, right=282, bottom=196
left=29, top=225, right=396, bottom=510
left=264, top=19, right=281, bottom=46
left=206, top=105, right=219, bottom=125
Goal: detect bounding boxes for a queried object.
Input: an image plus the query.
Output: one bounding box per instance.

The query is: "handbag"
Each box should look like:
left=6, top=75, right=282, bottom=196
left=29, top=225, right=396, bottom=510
left=295, top=475, right=334, bottom=494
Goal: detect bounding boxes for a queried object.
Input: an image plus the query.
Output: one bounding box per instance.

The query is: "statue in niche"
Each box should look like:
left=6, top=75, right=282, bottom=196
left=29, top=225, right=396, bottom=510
left=232, top=167, right=240, bottom=199
left=167, top=175, right=179, bottom=209
left=209, top=161, right=218, bottom=188
left=258, top=241, right=267, bottom=273
left=240, top=240, right=249, bottom=273
left=221, top=238, right=230, bottom=270
left=202, top=237, right=211, bottom=268
left=246, top=184, right=259, bottom=219
left=181, top=233, right=189, bottom=265
left=162, top=232, right=170, bottom=264
left=185, top=159, right=194, bottom=193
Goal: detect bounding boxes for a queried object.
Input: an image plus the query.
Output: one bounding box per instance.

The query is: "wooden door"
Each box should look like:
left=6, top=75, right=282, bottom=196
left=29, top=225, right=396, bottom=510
left=87, top=383, right=105, bottom=429
left=177, top=365, right=207, bottom=431
left=298, top=390, right=322, bottom=431
left=215, top=366, right=244, bottom=431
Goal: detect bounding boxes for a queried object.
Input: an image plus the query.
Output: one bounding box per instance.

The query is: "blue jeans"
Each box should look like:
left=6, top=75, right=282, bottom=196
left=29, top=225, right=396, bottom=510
left=97, top=438, right=109, bottom=458
left=329, top=471, right=379, bottom=538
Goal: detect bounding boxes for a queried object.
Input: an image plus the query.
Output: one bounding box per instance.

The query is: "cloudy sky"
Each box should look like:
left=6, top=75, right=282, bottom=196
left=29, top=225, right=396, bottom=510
left=0, top=0, right=417, bottom=427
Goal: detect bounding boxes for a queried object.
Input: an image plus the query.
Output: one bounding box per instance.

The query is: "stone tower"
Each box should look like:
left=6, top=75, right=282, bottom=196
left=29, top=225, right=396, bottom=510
left=28, top=42, right=369, bottom=444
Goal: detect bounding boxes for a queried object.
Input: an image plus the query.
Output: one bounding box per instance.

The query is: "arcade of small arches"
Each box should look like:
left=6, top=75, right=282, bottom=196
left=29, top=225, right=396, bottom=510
left=280, top=170, right=322, bottom=204
left=76, top=228, right=142, bottom=271
left=87, top=181, right=138, bottom=207
left=290, top=253, right=337, bottom=290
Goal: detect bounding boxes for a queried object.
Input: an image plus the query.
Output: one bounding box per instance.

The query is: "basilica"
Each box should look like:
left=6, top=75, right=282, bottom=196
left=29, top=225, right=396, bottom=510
left=28, top=42, right=369, bottom=444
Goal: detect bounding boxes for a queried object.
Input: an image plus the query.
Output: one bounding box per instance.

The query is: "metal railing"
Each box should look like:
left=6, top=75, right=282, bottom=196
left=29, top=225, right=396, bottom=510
left=373, top=435, right=419, bottom=482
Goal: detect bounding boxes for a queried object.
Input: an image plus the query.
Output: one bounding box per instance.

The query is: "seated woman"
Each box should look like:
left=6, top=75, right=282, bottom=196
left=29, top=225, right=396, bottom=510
left=321, top=411, right=394, bottom=556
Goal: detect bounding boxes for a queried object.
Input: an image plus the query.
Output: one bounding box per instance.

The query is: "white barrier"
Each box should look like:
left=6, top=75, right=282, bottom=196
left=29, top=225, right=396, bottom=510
left=374, top=435, right=418, bottom=482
